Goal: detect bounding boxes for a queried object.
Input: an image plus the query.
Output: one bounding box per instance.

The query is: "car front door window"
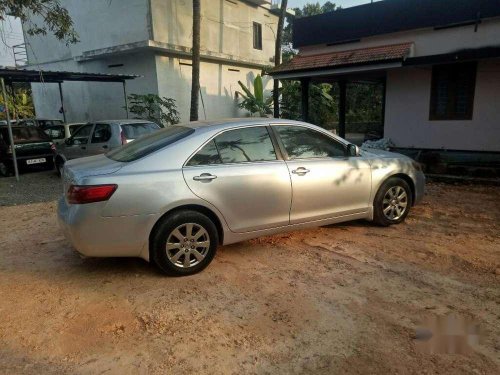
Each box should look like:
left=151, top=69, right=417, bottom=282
left=91, top=124, right=112, bottom=144
left=274, top=125, right=346, bottom=159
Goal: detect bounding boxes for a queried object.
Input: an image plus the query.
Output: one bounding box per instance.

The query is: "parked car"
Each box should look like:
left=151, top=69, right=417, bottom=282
left=58, top=119, right=425, bottom=276
left=0, top=125, right=56, bottom=176
left=17, top=118, right=64, bottom=128
left=44, top=123, right=87, bottom=146
left=54, top=120, right=160, bottom=174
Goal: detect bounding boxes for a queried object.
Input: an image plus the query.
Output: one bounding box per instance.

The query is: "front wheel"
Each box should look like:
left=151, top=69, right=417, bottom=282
left=373, top=177, right=412, bottom=226
left=151, top=210, right=219, bottom=276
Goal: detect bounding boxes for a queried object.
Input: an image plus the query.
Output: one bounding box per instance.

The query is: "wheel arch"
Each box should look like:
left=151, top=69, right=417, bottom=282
left=382, top=173, right=416, bottom=206
left=148, top=204, right=225, bottom=257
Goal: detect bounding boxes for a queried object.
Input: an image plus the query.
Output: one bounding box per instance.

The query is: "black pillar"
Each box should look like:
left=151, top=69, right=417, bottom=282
left=338, top=80, right=347, bottom=139
left=58, top=82, right=67, bottom=123
left=300, top=78, right=310, bottom=122
left=381, top=77, right=387, bottom=138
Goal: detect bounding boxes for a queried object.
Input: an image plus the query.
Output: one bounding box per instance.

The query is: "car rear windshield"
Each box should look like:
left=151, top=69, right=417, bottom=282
left=106, top=126, right=194, bottom=162
left=120, top=122, right=160, bottom=139
left=0, top=127, right=51, bottom=143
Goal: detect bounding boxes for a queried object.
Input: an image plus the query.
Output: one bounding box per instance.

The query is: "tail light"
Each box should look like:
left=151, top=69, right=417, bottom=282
left=6, top=145, right=12, bottom=154
left=50, top=142, right=56, bottom=153
left=67, top=184, right=117, bottom=204
left=120, top=130, right=127, bottom=145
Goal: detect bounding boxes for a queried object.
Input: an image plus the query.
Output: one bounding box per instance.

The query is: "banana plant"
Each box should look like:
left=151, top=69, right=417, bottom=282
left=236, top=75, right=273, bottom=117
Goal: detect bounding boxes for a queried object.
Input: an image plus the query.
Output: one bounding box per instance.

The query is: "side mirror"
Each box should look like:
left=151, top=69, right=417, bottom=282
left=65, top=138, right=73, bottom=146
left=347, top=144, right=360, bottom=157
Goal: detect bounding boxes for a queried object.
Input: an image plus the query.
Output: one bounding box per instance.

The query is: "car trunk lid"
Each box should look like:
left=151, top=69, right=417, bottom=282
left=63, top=154, right=124, bottom=192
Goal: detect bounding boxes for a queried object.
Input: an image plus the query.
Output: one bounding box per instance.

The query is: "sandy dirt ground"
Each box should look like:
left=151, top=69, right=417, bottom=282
left=0, top=175, right=499, bottom=374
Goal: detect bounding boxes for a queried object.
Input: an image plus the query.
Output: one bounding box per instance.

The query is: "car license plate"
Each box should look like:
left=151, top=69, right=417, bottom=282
left=26, top=158, right=46, bottom=165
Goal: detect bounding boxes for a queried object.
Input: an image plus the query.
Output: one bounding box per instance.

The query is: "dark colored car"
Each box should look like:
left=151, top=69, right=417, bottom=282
left=0, top=126, right=56, bottom=176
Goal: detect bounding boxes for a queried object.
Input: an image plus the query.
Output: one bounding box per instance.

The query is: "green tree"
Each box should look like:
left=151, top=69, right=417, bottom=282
left=127, top=94, right=180, bottom=127
left=1, top=0, right=78, bottom=44
left=0, top=84, right=34, bottom=120
left=236, top=75, right=272, bottom=117
left=283, top=1, right=337, bottom=49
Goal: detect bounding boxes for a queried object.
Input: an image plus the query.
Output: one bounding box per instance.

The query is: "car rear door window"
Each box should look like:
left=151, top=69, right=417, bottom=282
left=91, top=124, right=112, bottom=143
left=213, top=127, right=277, bottom=163
left=120, top=122, right=160, bottom=140
left=71, top=124, right=93, bottom=145
left=186, top=140, right=222, bottom=166
left=274, top=125, right=346, bottom=159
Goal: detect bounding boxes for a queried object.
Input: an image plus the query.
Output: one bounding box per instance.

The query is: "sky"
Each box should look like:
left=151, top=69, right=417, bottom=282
left=0, top=16, right=24, bottom=67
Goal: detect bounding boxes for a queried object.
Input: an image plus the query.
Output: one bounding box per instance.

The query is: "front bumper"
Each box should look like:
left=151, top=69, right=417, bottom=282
left=57, top=197, right=156, bottom=259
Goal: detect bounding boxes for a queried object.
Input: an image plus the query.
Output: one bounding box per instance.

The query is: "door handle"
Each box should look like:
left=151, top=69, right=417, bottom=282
left=193, top=173, right=217, bottom=181
left=81, top=146, right=86, bottom=150
left=292, top=167, right=310, bottom=175
left=102, top=145, right=108, bottom=149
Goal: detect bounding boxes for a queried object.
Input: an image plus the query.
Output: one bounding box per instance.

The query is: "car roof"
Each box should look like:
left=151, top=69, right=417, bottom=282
left=180, top=117, right=309, bottom=131
left=95, top=119, right=156, bottom=125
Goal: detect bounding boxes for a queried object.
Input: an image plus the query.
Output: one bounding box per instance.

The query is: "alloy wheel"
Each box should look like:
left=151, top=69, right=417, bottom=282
left=382, top=186, right=408, bottom=220
left=166, top=223, right=210, bottom=268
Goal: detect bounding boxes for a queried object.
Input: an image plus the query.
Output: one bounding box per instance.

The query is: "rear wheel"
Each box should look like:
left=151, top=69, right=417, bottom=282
left=151, top=210, right=218, bottom=276
left=0, top=162, right=11, bottom=177
left=55, top=157, right=64, bottom=177
left=373, top=177, right=412, bottom=226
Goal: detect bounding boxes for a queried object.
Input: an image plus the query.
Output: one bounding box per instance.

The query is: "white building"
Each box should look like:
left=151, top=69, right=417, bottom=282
left=23, top=0, right=278, bottom=122
left=271, top=0, right=500, bottom=154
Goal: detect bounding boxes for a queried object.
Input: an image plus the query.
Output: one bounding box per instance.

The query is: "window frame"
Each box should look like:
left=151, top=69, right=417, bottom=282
left=270, top=124, right=349, bottom=161
left=253, top=22, right=263, bottom=50
left=429, top=62, right=477, bottom=121
left=184, top=124, right=283, bottom=167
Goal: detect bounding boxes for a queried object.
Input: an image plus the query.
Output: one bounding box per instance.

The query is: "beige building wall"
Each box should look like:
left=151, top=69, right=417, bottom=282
left=24, top=0, right=277, bottom=123
left=385, top=59, right=500, bottom=152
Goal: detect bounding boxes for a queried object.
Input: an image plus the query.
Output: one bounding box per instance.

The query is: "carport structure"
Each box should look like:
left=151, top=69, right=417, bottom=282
left=0, top=67, right=138, bottom=181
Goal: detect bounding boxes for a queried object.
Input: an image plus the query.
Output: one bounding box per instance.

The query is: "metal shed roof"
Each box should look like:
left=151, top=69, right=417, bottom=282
left=0, top=67, right=139, bottom=83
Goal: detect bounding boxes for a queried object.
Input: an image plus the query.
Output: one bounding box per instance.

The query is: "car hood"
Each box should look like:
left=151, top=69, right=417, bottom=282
left=360, top=148, right=409, bottom=160
left=64, top=154, right=124, bottom=182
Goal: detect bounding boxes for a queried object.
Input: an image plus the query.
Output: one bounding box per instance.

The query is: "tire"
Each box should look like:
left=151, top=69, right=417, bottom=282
left=0, top=162, right=12, bottom=177
left=55, top=157, right=64, bottom=177
left=373, top=177, right=413, bottom=226
left=151, top=210, right=219, bottom=276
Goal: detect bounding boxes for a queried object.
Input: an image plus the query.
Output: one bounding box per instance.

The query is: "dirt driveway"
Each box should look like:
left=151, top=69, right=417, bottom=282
left=0, top=172, right=499, bottom=374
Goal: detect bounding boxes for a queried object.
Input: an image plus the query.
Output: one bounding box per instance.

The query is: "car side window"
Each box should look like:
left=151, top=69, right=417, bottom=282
left=274, top=125, right=346, bottom=159
left=187, top=140, right=222, bottom=166
left=71, top=124, right=93, bottom=145
left=91, top=124, right=112, bottom=143
left=45, top=125, right=65, bottom=139
left=214, top=127, right=277, bottom=163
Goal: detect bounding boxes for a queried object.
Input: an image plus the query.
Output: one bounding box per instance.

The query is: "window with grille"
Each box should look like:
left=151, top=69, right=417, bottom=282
left=253, top=22, right=262, bottom=50
left=429, top=62, right=477, bottom=120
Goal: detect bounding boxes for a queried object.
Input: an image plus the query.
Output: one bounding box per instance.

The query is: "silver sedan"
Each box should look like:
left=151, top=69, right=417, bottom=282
left=58, top=119, right=425, bottom=276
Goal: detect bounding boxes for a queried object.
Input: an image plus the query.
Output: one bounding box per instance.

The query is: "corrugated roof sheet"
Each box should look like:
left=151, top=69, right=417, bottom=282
left=0, top=67, right=140, bottom=83
left=269, top=42, right=413, bottom=75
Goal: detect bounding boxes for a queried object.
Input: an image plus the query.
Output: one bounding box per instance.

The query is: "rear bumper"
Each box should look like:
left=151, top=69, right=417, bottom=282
left=414, top=171, right=425, bottom=205
left=57, top=197, right=157, bottom=260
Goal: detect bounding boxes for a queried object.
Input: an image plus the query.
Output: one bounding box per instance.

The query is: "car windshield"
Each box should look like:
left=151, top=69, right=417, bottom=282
left=7, top=127, right=51, bottom=142
left=106, top=126, right=194, bottom=162
left=120, top=122, right=160, bottom=139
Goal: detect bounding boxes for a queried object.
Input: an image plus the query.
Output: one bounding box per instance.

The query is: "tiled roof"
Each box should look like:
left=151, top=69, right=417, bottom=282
left=270, top=42, right=413, bottom=75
